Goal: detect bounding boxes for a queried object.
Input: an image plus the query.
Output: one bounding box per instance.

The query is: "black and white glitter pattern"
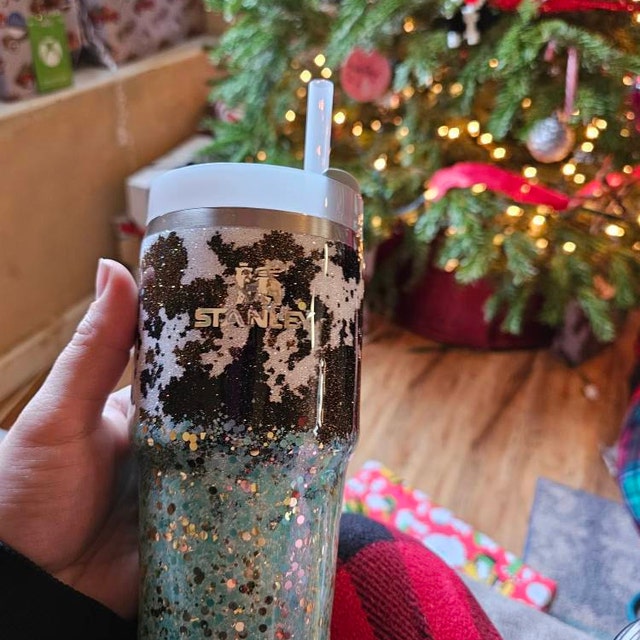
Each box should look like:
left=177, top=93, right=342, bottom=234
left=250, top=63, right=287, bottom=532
left=133, top=225, right=363, bottom=639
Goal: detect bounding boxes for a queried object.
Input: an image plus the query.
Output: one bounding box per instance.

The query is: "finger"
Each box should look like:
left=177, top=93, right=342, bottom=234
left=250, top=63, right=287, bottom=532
left=16, top=260, right=138, bottom=437
left=103, top=386, right=134, bottom=450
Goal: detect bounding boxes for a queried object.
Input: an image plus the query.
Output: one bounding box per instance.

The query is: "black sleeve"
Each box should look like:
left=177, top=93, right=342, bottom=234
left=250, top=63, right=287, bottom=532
left=0, top=542, right=137, bottom=640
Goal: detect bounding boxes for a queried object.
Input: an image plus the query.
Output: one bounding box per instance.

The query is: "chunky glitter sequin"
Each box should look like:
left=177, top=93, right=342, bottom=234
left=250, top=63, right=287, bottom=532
left=133, top=226, right=362, bottom=639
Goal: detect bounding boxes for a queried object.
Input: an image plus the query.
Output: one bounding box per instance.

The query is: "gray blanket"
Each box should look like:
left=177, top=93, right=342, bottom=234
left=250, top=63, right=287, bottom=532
left=463, top=576, right=598, bottom=640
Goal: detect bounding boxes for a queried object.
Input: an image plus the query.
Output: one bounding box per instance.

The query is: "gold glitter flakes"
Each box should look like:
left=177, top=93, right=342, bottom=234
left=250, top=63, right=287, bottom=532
left=226, top=578, right=237, bottom=589
left=181, top=431, right=200, bottom=451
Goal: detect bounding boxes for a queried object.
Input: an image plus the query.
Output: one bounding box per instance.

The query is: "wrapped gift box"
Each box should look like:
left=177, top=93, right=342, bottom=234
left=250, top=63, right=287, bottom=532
left=343, top=460, right=557, bottom=611
left=0, top=0, right=83, bottom=101
left=82, top=0, right=205, bottom=67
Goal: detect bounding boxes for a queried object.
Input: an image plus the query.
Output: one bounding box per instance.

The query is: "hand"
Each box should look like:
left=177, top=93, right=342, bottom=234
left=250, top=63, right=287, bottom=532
left=0, top=259, right=139, bottom=620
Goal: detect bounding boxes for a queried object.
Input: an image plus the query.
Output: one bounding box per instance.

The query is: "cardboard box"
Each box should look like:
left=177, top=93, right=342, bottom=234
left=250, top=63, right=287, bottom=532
left=125, top=134, right=211, bottom=227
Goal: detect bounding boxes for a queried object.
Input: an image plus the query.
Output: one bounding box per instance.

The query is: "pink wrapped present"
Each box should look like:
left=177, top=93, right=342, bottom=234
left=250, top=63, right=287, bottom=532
left=343, top=460, right=557, bottom=611
left=82, top=0, right=205, bottom=67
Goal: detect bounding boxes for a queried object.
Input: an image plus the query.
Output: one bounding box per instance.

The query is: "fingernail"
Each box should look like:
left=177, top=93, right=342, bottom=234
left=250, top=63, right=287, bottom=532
left=95, top=258, right=111, bottom=300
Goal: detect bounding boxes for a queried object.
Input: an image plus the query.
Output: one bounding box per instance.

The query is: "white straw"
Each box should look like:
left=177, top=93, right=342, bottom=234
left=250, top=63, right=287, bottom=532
left=303, top=79, right=334, bottom=173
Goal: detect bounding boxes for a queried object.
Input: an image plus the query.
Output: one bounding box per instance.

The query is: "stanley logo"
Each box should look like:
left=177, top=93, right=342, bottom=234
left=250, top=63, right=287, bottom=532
left=195, top=261, right=310, bottom=330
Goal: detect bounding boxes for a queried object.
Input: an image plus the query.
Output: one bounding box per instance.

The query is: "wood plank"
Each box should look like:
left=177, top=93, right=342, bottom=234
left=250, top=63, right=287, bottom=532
left=350, top=310, right=639, bottom=556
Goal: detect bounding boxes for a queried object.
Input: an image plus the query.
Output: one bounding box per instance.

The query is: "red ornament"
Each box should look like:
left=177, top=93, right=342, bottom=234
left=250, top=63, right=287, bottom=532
left=340, top=48, right=392, bottom=103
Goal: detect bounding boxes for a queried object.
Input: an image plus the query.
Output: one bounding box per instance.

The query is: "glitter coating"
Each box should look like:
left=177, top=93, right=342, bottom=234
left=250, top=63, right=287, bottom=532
left=133, top=225, right=362, bottom=639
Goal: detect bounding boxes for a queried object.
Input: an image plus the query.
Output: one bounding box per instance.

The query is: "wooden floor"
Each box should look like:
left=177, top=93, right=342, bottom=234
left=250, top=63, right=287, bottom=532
left=351, top=311, right=639, bottom=556
left=2, top=311, right=638, bottom=557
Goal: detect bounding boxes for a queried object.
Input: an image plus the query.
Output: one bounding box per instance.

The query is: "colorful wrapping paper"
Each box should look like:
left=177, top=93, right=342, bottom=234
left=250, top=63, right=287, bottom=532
left=343, top=460, right=557, bottom=611
left=82, top=0, right=205, bottom=67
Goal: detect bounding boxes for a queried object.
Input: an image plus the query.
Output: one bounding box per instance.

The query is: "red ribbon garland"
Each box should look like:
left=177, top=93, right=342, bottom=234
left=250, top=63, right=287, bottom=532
left=427, top=162, right=571, bottom=209
left=426, top=161, right=640, bottom=210
left=489, top=0, right=635, bottom=12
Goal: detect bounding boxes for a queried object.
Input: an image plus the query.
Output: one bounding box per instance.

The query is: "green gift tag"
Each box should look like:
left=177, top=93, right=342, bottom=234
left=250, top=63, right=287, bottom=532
left=27, top=13, right=73, bottom=94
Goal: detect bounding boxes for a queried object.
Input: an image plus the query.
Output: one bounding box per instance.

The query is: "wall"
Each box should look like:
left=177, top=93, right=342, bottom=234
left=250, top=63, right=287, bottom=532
left=0, top=39, right=216, bottom=366
left=0, top=41, right=213, bottom=354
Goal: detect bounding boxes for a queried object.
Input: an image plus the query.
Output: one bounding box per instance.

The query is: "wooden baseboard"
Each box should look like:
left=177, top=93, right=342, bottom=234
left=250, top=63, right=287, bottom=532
left=0, top=296, right=92, bottom=401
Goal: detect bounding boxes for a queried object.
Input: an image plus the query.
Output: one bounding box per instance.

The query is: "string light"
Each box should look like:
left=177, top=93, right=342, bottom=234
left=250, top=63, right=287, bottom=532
left=373, top=155, right=387, bottom=171
left=256, top=150, right=267, bottom=161
left=489, top=58, right=500, bottom=69
left=444, top=259, right=459, bottom=272
left=521, top=98, right=532, bottom=109
left=581, top=142, right=594, bottom=152
left=626, top=111, right=636, bottom=121
left=299, top=70, right=312, bottom=83
left=471, top=183, right=487, bottom=194
left=562, top=241, right=577, bottom=254
left=449, top=82, right=464, bottom=97
left=352, top=122, right=363, bottom=136
left=424, top=187, right=439, bottom=201
left=313, top=54, right=326, bottom=67
left=431, top=83, right=443, bottom=95
left=493, top=234, right=505, bottom=246
left=561, top=163, right=576, bottom=176
left=523, top=166, right=537, bottom=178
left=321, top=68, right=333, bottom=79
left=448, top=127, right=461, bottom=139
left=492, top=147, right=507, bottom=159
left=531, top=214, right=546, bottom=226
left=371, top=120, right=382, bottom=132
left=621, top=128, right=631, bottom=138
left=605, top=224, right=625, bottom=237
left=445, top=226, right=458, bottom=236
left=405, top=144, right=415, bottom=154
left=634, top=242, right=640, bottom=251
left=623, top=75, right=634, bottom=86
left=585, top=125, right=599, bottom=139
left=507, top=205, right=523, bottom=217
left=285, top=110, right=296, bottom=122
left=594, top=118, right=608, bottom=130
left=402, top=86, right=415, bottom=98
left=573, top=174, right=586, bottom=184
left=536, top=238, right=549, bottom=250
left=536, top=205, right=553, bottom=215
left=296, top=87, right=307, bottom=99
left=479, top=133, right=493, bottom=145
left=371, top=215, right=382, bottom=229
left=624, top=165, right=633, bottom=174
left=467, top=120, right=480, bottom=136
left=392, top=115, right=403, bottom=126
left=398, top=126, right=410, bottom=137
left=438, top=125, right=449, bottom=137
left=333, top=111, right=346, bottom=125
left=382, top=94, right=398, bottom=110
left=403, top=17, right=416, bottom=32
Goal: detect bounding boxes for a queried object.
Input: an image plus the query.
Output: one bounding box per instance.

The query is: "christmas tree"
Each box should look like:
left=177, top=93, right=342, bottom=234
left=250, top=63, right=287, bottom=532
left=203, top=0, right=640, bottom=342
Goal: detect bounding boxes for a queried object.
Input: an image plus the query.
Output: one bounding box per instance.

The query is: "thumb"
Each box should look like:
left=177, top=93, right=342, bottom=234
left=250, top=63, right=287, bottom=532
left=15, top=259, right=138, bottom=439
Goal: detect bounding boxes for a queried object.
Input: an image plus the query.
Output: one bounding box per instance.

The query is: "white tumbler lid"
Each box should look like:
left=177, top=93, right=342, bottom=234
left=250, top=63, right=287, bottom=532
left=147, top=163, right=362, bottom=232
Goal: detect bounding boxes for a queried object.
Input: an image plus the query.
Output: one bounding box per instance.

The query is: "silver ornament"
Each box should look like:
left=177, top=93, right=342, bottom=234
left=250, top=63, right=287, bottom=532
left=526, top=113, right=575, bottom=163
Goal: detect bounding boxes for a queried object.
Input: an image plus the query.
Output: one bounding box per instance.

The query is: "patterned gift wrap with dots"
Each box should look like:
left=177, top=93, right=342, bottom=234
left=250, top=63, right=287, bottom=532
left=343, top=460, right=557, bottom=611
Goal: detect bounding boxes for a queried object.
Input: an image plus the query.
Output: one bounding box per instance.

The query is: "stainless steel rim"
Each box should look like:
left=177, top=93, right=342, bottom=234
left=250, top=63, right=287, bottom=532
left=146, top=207, right=358, bottom=247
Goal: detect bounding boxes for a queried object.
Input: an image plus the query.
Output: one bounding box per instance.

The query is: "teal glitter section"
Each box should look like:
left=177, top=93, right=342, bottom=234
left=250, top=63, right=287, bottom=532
left=136, top=419, right=351, bottom=640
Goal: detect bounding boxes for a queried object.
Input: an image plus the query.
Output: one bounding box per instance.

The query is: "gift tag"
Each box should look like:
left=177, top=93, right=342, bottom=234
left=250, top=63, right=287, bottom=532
left=27, top=13, right=72, bottom=94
